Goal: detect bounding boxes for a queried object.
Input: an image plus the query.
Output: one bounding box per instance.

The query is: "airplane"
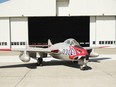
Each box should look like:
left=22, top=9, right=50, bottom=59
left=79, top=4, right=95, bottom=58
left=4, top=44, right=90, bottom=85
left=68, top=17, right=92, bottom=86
left=0, top=38, right=100, bottom=70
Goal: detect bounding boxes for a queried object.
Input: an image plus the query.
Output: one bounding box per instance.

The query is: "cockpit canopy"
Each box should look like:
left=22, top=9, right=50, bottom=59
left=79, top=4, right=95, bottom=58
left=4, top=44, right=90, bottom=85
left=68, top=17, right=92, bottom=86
left=64, top=38, right=80, bottom=46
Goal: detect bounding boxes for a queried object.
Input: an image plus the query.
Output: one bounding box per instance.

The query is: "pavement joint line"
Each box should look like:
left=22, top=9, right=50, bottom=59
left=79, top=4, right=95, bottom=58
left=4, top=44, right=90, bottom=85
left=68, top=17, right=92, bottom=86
left=94, top=64, right=116, bottom=79
left=100, top=69, right=116, bottom=79
left=15, top=69, right=31, bottom=87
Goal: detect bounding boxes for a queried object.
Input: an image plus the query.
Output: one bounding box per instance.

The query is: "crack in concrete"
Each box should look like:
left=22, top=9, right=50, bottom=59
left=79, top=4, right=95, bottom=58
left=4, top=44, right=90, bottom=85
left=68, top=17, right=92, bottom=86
left=15, top=69, right=31, bottom=87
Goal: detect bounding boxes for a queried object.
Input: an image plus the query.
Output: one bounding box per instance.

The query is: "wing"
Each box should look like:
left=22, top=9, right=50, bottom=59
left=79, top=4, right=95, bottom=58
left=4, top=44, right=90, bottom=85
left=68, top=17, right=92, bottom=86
left=12, top=47, right=51, bottom=53
left=0, top=47, right=59, bottom=62
left=83, top=47, right=99, bottom=57
left=83, top=46, right=110, bottom=50
left=0, top=47, right=59, bottom=55
left=0, top=48, right=50, bottom=53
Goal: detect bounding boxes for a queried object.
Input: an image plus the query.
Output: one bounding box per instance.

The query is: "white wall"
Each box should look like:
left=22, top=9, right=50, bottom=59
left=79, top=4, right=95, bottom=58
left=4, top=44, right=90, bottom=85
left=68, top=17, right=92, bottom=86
left=0, top=0, right=116, bottom=17
left=96, top=17, right=116, bottom=48
left=0, top=0, right=56, bottom=17
left=56, top=0, right=69, bottom=16
left=0, top=18, right=10, bottom=49
left=90, top=17, right=96, bottom=47
left=10, top=17, right=28, bottom=49
left=70, top=0, right=116, bottom=16
left=90, top=16, right=116, bottom=48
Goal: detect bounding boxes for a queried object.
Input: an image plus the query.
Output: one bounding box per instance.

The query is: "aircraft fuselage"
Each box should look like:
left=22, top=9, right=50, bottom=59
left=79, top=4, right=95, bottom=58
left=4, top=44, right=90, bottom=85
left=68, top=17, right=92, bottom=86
left=49, top=43, right=88, bottom=61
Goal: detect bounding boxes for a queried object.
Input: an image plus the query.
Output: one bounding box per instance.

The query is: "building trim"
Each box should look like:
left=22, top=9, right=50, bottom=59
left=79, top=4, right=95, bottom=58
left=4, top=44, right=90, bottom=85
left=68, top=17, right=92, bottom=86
left=9, top=17, right=11, bottom=49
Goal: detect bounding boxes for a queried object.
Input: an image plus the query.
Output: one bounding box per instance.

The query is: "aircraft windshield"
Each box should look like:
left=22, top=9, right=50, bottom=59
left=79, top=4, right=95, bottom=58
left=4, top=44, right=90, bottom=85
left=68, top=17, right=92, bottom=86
left=64, top=38, right=80, bottom=46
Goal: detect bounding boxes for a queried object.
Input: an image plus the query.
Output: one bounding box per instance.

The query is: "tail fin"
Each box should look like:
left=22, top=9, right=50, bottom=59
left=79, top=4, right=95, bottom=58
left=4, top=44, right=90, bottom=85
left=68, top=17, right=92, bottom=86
left=48, top=39, right=52, bottom=47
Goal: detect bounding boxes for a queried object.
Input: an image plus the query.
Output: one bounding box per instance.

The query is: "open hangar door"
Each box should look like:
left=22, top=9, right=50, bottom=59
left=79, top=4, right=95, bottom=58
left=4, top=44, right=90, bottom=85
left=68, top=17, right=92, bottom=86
left=28, top=17, right=90, bottom=47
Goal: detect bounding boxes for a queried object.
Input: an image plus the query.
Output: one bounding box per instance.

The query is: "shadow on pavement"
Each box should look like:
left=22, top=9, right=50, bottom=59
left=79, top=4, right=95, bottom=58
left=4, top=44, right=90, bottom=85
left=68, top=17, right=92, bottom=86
left=0, top=57, right=111, bottom=70
left=0, top=61, right=82, bottom=70
left=0, top=63, right=37, bottom=69
left=89, top=57, right=111, bottom=63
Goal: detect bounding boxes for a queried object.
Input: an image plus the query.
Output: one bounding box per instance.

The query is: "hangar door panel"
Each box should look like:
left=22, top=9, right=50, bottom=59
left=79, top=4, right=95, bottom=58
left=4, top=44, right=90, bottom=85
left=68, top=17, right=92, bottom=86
left=96, top=17, right=116, bottom=48
left=0, top=18, right=10, bottom=49
left=10, top=18, right=28, bottom=49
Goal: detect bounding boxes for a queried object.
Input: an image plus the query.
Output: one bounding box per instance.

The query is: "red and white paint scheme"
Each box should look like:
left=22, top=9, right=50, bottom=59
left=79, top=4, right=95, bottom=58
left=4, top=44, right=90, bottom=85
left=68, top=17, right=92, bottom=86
left=69, top=46, right=88, bottom=59
left=0, top=38, right=100, bottom=70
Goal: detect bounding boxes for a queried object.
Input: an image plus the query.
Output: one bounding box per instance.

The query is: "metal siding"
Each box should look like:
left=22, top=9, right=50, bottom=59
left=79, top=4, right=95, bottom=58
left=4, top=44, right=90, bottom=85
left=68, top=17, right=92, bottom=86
left=70, top=0, right=116, bottom=16
left=57, top=1, right=69, bottom=16
left=96, top=17, right=116, bottom=48
left=0, top=0, right=56, bottom=17
left=0, top=18, right=10, bottom=49
left=10, top=17, right=28, bottom=48
left=90, top=17, right=96, bottom=47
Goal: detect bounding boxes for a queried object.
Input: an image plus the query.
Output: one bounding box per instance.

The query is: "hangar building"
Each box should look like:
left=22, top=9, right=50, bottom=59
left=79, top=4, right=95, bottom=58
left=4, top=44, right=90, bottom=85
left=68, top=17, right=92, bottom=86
left=0, top=0, right=116, bottom=49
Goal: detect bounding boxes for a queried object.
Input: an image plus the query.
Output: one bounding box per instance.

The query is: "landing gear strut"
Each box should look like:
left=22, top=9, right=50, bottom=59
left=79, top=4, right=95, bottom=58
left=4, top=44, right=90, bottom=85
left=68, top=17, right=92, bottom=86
left=37, top=58, right=43, bottom=66
left=79, top=55, right=91, bottom=70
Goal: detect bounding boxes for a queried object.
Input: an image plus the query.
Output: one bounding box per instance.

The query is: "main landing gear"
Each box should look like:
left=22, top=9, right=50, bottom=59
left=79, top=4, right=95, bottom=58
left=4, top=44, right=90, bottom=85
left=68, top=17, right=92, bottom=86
left=37, top=58, right=43, bottom=66
left=79, top=56, right=92, bottom=70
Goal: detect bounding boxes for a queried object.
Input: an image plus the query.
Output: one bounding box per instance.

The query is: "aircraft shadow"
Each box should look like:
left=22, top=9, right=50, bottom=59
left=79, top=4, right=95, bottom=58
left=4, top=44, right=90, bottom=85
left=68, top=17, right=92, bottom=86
left=43, top=57, right=111, bottom=68
left=0, top=61, right=81, bottom=69
left=43, top=60, right=80, bottom=68
left=0, top=57, right=111, bottom=70
left=0, top=63, right=37, bottom=69
left=89, top=57, right=111, bottom=63
left=43, top=60, right=92, bottom=70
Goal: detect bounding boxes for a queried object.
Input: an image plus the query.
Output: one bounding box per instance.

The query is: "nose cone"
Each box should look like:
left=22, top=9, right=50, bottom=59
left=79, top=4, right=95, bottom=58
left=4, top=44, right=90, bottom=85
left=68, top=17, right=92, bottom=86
left=69, top=46, right=88, bottom=59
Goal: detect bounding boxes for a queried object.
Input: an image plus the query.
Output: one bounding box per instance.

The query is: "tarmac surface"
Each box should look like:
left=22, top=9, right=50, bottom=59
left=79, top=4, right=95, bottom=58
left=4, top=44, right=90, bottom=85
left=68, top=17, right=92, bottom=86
left=0, top=48, right=116, bottom=87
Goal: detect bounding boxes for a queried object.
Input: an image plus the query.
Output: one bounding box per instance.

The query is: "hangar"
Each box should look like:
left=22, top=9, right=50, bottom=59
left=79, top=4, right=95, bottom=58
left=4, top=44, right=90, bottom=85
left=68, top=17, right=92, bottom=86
left=28, top=17, right=89, bottom=47
left=0, top=0, right=116, bottom=49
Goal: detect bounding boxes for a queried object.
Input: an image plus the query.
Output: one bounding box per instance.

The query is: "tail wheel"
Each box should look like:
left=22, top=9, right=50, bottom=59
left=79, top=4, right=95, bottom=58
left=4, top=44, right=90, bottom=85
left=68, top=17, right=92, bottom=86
left=37, top=58, right=43, bottom=66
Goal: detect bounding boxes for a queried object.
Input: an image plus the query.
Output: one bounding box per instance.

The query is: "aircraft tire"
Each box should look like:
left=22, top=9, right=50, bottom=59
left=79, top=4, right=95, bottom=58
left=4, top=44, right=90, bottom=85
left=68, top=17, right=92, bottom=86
left=80, top=65, right=92, bottom=71
left=37, top=58, right=43, bottom=66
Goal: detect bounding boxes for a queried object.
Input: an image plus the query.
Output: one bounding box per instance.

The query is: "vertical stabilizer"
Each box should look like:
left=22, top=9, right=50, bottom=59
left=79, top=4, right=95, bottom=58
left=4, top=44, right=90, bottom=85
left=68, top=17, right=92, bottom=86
left=48, top=39, right=52, bottom=47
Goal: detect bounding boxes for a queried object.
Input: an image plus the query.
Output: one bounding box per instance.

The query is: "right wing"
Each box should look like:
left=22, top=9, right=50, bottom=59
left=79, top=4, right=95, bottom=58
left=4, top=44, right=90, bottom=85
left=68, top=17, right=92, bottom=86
left=0, top=46, right=59, bottom=55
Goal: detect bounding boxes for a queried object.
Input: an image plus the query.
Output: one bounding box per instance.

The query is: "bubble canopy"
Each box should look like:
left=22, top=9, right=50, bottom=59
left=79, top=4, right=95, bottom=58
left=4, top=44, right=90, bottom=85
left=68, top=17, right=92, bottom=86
left=64, top=38, right=80, bottom=46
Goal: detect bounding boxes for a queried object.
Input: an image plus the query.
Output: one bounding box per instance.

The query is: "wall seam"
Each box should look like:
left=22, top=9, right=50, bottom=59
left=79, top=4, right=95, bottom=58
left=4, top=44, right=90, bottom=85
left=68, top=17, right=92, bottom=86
left=9, top=17, right=12, bottom=49
left=95, top=16, right=97, bottom=47
left=115, top=16, right=116, bottom=48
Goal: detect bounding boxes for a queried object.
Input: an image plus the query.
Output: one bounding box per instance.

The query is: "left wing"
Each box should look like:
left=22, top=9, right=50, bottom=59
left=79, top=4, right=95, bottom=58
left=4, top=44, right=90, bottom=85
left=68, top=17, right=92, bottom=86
left=83, top=47, right=99, bottom=57
left=84, top=46, right=109, bottom=57
left=84, top=46, right=110, bottom=50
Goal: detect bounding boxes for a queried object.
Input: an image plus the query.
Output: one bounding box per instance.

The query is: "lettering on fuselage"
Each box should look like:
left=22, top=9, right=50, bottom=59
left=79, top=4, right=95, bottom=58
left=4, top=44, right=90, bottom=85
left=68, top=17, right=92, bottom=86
left=62, top=47, right=76, bottom=56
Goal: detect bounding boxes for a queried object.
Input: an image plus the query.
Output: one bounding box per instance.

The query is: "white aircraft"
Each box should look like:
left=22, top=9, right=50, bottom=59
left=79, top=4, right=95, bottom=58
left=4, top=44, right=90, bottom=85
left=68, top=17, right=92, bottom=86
left=0, top=38, right=100, bottom=70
